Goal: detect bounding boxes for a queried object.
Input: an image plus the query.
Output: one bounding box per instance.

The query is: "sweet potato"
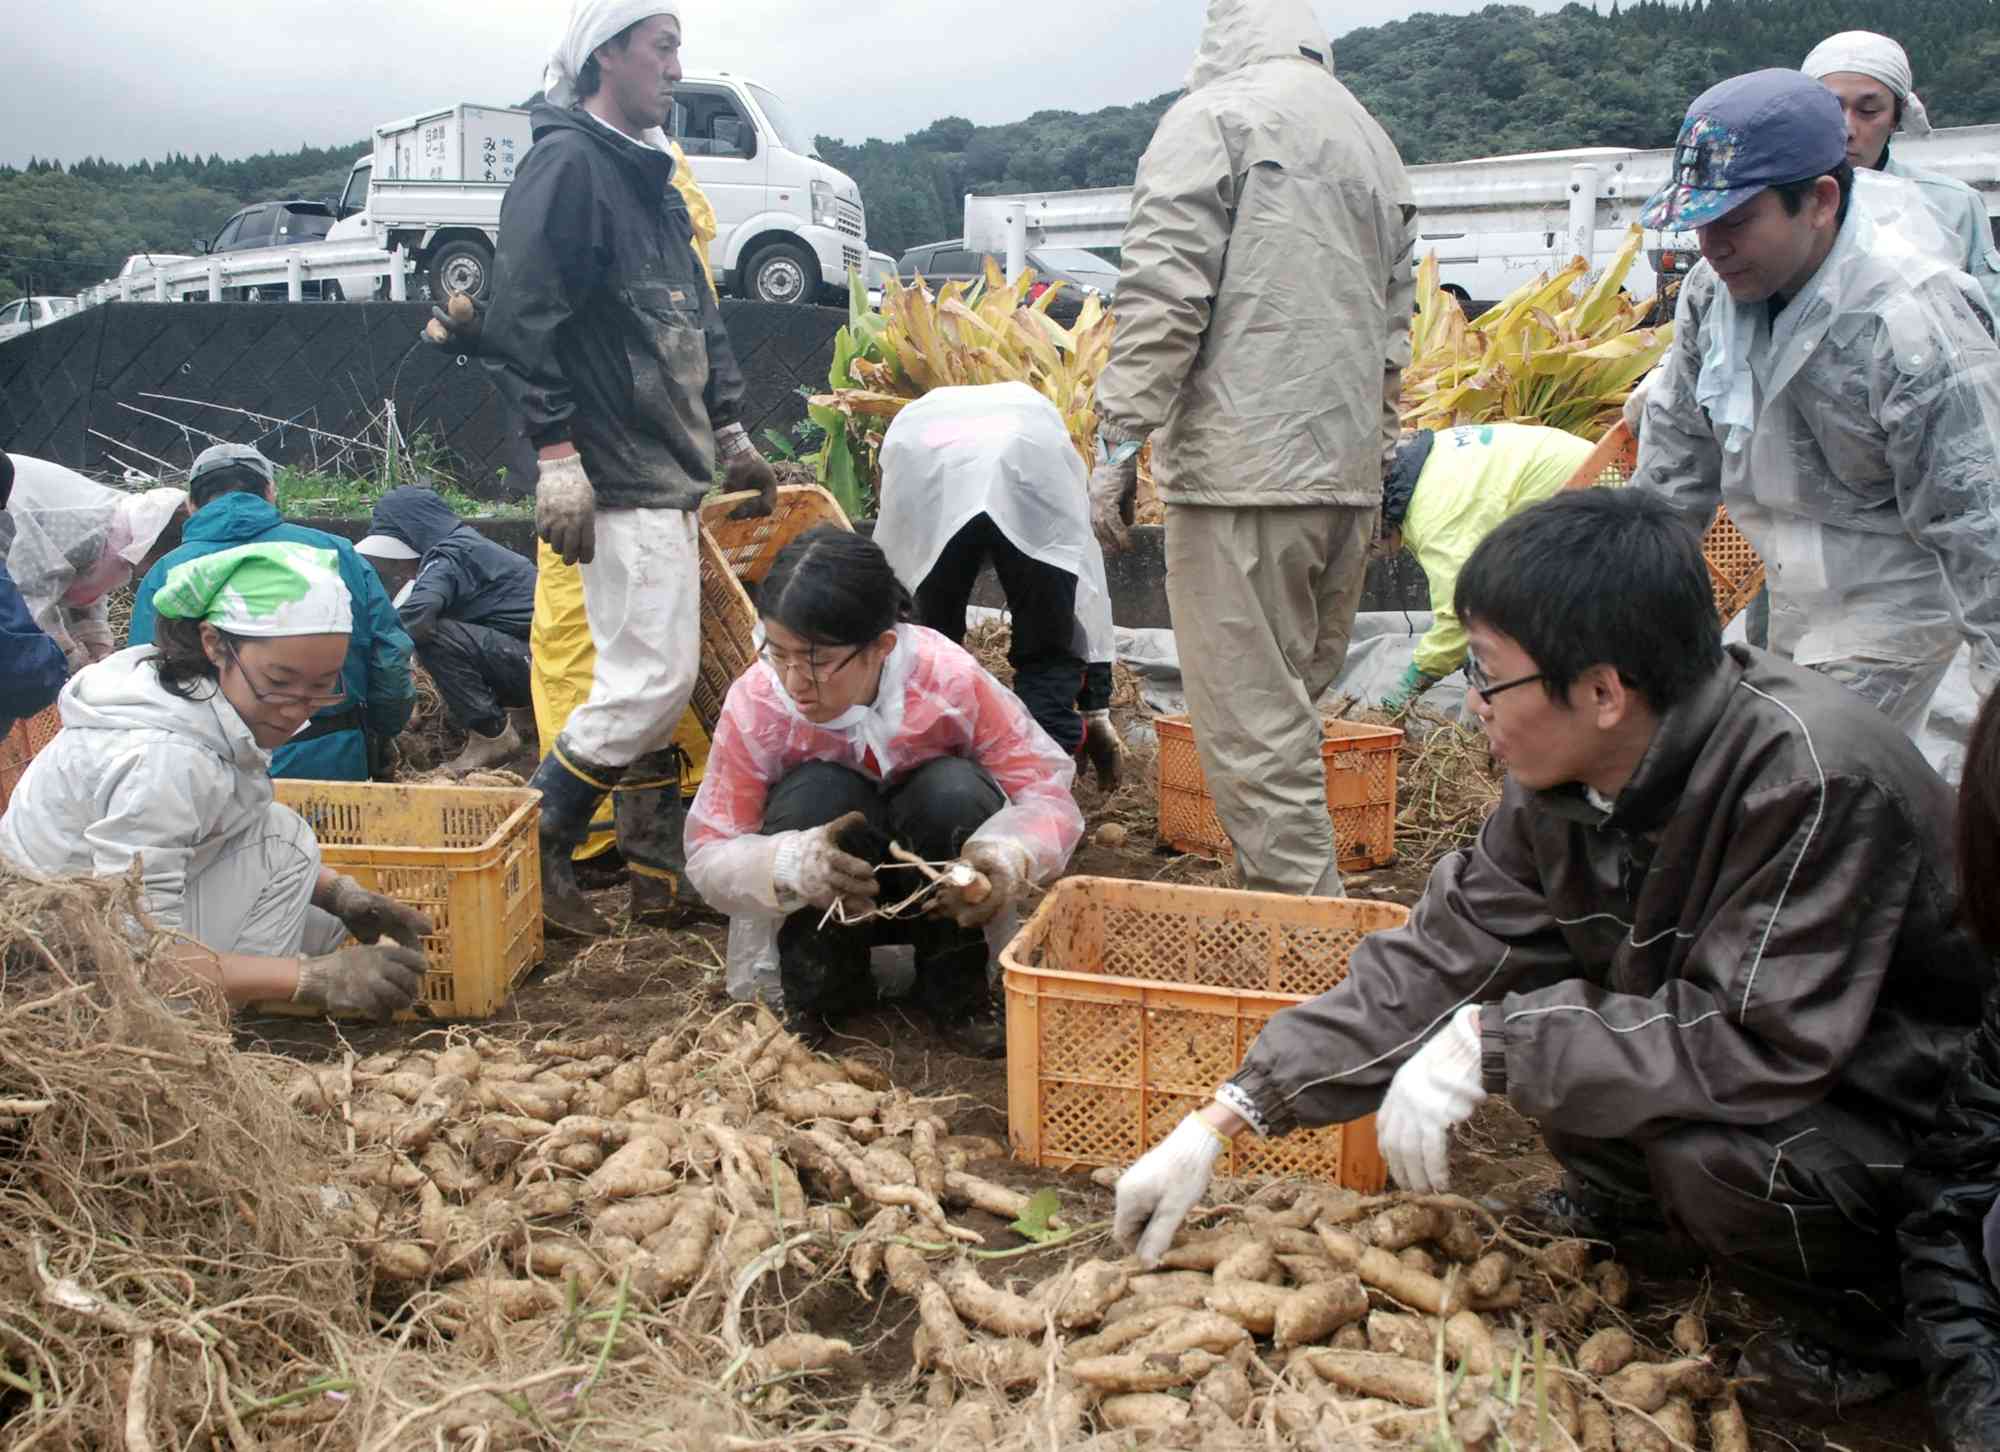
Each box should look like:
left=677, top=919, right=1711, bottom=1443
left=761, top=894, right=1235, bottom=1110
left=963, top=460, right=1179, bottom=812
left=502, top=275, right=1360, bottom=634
left=1157, top=1236, right=1233, bottom=1272
left=1192, top=1362, right=1253, bottom=1425
left=881, top=1243, right=932, bottom=1298
left=837, top=1056, right=892, bottom=1092
left=1614, top=1410, right=1669, bottom=1452
left=916, top=1281, right=971, bottom=1360
left=555, top=1143, right=603, bottom=1173
left=438, top=1275, right=560, bottom=1324
left=1580, top=1398, right=1617, bottom=1452
left=1541, top=1238, right=1594, bottom=1279
left=648, top=1189, right=716, bottom=1296
left=1368, top=1203, right=1452, bottom=1251
left=1366, top=1309, right=1433, bottom=1361
left=909, top=1118, right=946, bottom=1198
left=941, top=1261, right=1045, bottom=1339
left=368, top=1240, right=434, bottom=1280
left=354, top=1050, right=403, bottom=1076
left=469, top=1115, right=551, bottom=1174
left=1278, top=1253, right=1349, bottom=1286
left=285, top=1065, right=350, bottom=1114
left=1102, top=1288, right=1212, bottom=1325
left=1601, top=1359, right=1718, bottom=1414
left=1063, top=1305, right=1183, bottom=1362
left=476, top=1081, right=570, bottom=1122
left=1443, top=1309, right=1496, bottom=1376
left=1437, top=1215, right=1485, bottom=1264
left=1128, top=1270, right=1214, bottom=1300
left=433, top=1045, right=482, bottom=1081
left=1655, top=1398, right=1698, bottom=1450
left=1035, top=1258, right=1131, bottom=1330
left=1205, top=1280, right=1288, bottom=1335
left=533, top=1032, right=625, bottom=1061
left=1332, top=1322, right=1368, bottom=1351
left=514, top=1181, right=580, bottom=1220
left=1131, top=1310, right=1251, bottom=1357
left=585, top=1130, right=688, bottom=1199
left=746, top=1333, right=853, bottom=1380
left=1299, top=1348, right=1483, bottom=1408
left=592, top=1194, right=681, bottom=1243
left=1465, top=1251, right=1514, bottom=1300
left=1071, top=1351, right=1202, bottom=1393
left=940, top=1133, right=1006, bottom=1164
left=1670, top=1312, right=1707, bottom=1357
left=1318, top=1225, right=1461, bottom=1315
left=1272, top=1276, right=1369, bottom=1349
left=1709, top=1398, right=1750, bottom=1452
left=1213, top=1238, right=1279, bottom=1285
left=1577, top=1328, right=1638, bottom=1377
left=942, top=1169, right=1060, bottom=1227
left=521, top=1234, right=605, bottom=1290
left=419, top=1140, right=484, bottom=1198
left=721, top=1214, right=777, bottom=1268
left=1592, top=1259, right=1633, bottom=1309
left=768, top=1081, right=883, bottom=1123
left=849, top=1207, right=910, bottom=1293
left=1398, top=1246, right=1441, bottom=1276
left=939, top=1338, right=1049, bottom=1389
left=806, top=1128, right=969, bottom=1237
left=416, top=1073, right=473, bottom=1118
left=1098, top=1392, right=1190, bottom=1430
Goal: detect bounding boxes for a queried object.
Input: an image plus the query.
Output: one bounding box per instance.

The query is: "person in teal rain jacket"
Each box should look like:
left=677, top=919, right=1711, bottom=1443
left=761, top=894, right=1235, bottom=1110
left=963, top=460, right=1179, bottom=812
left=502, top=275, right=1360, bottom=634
left=128, top=444, right=415, bottom=779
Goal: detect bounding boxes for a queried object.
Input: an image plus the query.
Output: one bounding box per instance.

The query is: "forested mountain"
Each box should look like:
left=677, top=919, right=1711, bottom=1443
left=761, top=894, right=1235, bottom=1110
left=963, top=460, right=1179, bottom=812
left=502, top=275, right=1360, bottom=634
left=4, top=0, right=1996, bottom=303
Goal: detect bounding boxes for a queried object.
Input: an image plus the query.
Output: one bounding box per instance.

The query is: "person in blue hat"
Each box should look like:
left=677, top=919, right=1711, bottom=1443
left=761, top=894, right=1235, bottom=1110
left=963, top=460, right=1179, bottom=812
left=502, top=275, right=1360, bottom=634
left=1631, top=68, right=2000, bottom=750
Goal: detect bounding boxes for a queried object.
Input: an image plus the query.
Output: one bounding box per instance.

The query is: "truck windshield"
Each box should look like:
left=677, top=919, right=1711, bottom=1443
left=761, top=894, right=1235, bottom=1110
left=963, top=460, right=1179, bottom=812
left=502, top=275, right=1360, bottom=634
left=747, top=84, right=814, bottom=159
left=339, top=161, right=372, bottom=216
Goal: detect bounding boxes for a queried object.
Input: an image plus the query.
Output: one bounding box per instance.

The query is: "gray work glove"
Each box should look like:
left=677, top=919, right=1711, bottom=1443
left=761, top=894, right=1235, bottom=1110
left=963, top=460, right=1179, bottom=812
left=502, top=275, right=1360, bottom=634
left=774, top=810, right=881, bottom=912
left=420, top=292, right=483, bottom=351
left=537, top=452, right=597, bottom=566
left=293, top=943, right=428, bottom=1019
left=934, top=839, right=1029, bottom=929
left=718, top=423, right=779, bottom=520
left=1089, top=431, right=1142, bottom=555
left=325, top=874, right=432, bottom=949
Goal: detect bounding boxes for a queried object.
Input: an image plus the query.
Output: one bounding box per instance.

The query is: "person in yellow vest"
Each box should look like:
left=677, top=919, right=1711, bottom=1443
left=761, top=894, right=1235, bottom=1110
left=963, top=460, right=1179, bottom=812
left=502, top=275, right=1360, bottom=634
left=1377, top=423, right=1597, bottom=712
left=421, top=47, right=747, bottom=929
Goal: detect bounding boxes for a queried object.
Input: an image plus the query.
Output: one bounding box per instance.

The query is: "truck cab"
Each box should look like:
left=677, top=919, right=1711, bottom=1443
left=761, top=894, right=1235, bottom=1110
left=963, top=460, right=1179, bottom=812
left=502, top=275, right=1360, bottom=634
left=671, top=73, right=866, bottom=306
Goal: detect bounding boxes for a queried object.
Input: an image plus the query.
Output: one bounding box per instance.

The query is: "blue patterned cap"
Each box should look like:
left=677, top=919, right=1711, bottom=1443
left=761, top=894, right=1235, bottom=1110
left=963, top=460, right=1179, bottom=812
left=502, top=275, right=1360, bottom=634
left=1641, top=69, right=1848, bottom=230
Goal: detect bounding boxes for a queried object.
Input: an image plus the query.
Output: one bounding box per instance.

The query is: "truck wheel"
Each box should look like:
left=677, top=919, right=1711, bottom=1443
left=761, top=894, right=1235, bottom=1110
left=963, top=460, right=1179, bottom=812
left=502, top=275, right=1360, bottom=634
left=426, top=239, right=495, bottom=303
left=745, top=241, right=818, bottom=306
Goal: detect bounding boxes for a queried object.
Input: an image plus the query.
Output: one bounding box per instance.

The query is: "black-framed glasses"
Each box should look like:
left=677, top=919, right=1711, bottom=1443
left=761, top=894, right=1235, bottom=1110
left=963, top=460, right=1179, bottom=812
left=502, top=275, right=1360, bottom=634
left=759, top=641, right=865, bottom=686
left=223, top=642, right=347, bottom=709
left=1465, top=654, right=1544, bottom=703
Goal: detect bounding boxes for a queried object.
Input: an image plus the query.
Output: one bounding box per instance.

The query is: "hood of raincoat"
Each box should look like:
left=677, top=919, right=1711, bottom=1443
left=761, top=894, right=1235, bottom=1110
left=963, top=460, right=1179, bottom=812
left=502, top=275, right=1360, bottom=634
left=1186, top=0, right=1333, bottom=92
left=367, top=487, right=464, bottom=558
left=58, top=645, right=269, bottom=774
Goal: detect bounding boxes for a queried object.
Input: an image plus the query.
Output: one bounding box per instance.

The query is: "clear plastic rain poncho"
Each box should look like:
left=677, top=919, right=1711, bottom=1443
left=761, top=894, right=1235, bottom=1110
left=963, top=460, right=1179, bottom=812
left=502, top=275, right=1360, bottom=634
left=3, top=456, right=187, bottom=671
left=1635, top=179, right=2000, bottom=732
left=874, top=382, right=1115, bottom=666
left=684, top=623, right=1085, bottom=1000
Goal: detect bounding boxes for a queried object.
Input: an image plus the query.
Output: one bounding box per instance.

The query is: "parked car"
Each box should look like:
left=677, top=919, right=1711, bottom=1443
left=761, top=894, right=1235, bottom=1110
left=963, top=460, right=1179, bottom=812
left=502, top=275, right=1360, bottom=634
left=195, top=201, right=339, bottom=299
left=896, top=239, right=1118, bottom=323
left=0, top=296, right=77, bottom=344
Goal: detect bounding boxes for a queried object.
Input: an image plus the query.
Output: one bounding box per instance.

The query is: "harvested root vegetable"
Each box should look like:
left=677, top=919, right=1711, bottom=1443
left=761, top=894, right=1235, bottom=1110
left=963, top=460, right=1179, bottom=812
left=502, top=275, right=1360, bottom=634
left=941, top=1261, right=1044, bottom=1339
left=1592, top=1258, right=1633, bottom=1309
left=936, top=1338, right=1048, bottom=1389
left=348, top=1110, right=437, bottom=1155
left=1157, top=1236, right=1232, bottom=1272
left=647, top=1190, right=716, bottom=1296
left=746, top=1333, right=853, bottom=1380
left=1577, top=1327, right=1638, bottom=1376
left=1213, top=1238, right=1278, bottom=1284
left=1709, top=1398, right=1750, bottom=1452
left=1614, top=1409, right=1669, bottom=1452
left=1206, top=1279, right=1288, bottom=1335
left=1099, top=1392, right=1189, bottom=1429
left=1065, top=1305, right=1182, bottom=1362
left=805, top=1128, right=974, bottom=1239
left=1103, top=1287, right=1212, bottom=1324
left=368, top=1240, right=433, bottom=1280
left=1541, top=1238, right=1594, bottom=1279
left=849, top=1207, right=910, bottom=1293
left=1465, top=1250, right=1514, bottom=1300
left=1318, top=1225, right=1460, bottom=1315
left=585, top=1130, right=687, bottom=1199
left=438, top=1276, right=560, bottom=1324
left=1035, top=1258, right=1131, bottom=1330
left=1670, top=1312, right=1708, bottom=1356
left=477, top=1082, right=569, bottom=1122
left=1368, top=1203, right=1452, bottom=1251
left=838, top=1056, right=892, bottom=1092
left=910, top=1118, right=946, bottom=1198
left=1071, top=1351, right=1203, bottom=1393
left=1600, top=1358, right=1719, bottom=1414
left=1365, top=1310, right=1432, bottom=1361
left=515, top=1182, right=580, bottom=1220
left=1298, top=1348, right=1487, bottom=1409
left=1129, top=1270, right=1215, bottom=1300
left=434, top=1045, right=482, bottom=1081
left=1581, top=1397, right=1617, bottom=1452
left=1278, top=1254, right=1350, bottom=1286
left=592, top=1194, right=680, bottom=1243
left=768, top=1082, right=882, bottom=1123
left=1192, top=1362, right=1253, bottom=1424
left=1332, top=1323, right=1368, bottom=1351
left=1443, top=1309, right=1497, bottom=1375
left=1398, top=1246, right=1441, bottom=1276
left=1654, top=1398, right=1698, bottom=1449
left=420, top=1140, right=484, bottom=1198
left=1131, top=1309, right=1250, bottom=1357
left=942, top=1169, right=1062, bottom=1228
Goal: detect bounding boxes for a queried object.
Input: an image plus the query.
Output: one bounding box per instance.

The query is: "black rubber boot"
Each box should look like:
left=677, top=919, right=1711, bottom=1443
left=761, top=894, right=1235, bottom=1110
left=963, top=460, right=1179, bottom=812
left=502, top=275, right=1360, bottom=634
left=529, top=743, right=621, bottom=940
left=1736, top=1329, right=1907, bottom=1418
left=614, top=747, right=710, bottom=927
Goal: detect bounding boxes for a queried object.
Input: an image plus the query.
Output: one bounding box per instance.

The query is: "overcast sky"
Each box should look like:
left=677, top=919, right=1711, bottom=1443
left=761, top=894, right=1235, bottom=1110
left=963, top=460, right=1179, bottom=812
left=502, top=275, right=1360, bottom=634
left=11, top=0, right=1571, bottom=170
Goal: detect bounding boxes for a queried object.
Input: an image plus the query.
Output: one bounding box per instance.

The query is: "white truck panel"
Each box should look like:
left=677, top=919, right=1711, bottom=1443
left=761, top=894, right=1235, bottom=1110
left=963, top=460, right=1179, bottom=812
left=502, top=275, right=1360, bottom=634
left=377, top=104, right=533, bottom=183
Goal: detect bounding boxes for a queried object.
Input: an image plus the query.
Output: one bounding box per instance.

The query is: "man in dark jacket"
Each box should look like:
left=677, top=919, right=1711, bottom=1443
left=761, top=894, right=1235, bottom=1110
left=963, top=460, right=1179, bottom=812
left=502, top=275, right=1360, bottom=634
left=0, top=454, right=69, bottom=734
left=479, top=1, right=775, bottom=936
left=128, top=443, right=415, bottom=781
left=357, top=486, right=536, bottom=772
left=1114, top=490, right=1987, bottom=1410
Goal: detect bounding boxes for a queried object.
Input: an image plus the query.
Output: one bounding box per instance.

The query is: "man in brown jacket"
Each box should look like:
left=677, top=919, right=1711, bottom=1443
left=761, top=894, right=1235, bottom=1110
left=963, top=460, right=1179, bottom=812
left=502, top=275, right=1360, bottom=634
left=1088, top=0, right=1416, bottom=896
left=1115, top=490, right=1986, bottom=1408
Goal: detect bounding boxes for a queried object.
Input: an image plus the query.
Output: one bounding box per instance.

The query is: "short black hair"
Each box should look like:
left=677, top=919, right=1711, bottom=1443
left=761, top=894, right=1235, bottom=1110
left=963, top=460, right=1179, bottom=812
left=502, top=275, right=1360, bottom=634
left=1454, top=489, right=1723, bottom=712
left=1772, top=160, right=1855, bottom=226
left=190, top=463, right=271, bottom=510
left=759, top=526, right=912, bottom=648
left=574, top=20, right=642, bottom=101
left=0, top=450, right=12, bottom=510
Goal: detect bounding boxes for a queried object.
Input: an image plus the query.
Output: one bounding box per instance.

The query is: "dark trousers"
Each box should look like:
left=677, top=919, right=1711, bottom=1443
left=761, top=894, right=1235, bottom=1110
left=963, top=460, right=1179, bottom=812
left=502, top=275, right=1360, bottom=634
left=418, top=620, right=533, bottom=737
left=1546, top=1099, right=1915, bottom=1352
left=915, top=512, right=1100, bottom=753
left=761, top=757, right=1004, bottom=1023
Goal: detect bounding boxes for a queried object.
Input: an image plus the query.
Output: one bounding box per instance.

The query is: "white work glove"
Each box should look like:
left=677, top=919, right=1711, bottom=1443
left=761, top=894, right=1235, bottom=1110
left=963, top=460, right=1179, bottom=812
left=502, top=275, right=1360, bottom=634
left=536, top=451, right=597, bottom=566
left=293, top=943, right=428, bottom=1020
left=1114, top=1111, right=1230, bottom=1268
left=1375, top=1005, right=1488, bottom=1194
left=325, top=874, right=433, bottom=949
left=1088, top=432, right=1142, bottom=555
left=774, top=810, right=881, bottom=912
left=934, top=839, right=1029, bottom=929
left=718, top=423, right=779, bottom=520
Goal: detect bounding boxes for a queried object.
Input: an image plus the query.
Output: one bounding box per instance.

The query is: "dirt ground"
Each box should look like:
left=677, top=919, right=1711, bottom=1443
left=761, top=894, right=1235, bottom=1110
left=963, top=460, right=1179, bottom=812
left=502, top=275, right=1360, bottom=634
left=230, top=692, right=1939, bottom=1452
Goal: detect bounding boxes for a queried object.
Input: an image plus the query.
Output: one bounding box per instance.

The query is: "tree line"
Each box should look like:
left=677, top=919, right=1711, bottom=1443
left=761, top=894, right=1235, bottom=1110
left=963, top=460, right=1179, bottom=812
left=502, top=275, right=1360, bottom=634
left=3, top=0, right=1996, bottom=304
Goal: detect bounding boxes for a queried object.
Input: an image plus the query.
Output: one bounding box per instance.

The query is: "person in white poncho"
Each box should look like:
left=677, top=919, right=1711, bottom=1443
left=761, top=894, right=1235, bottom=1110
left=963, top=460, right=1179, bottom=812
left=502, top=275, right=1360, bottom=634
left=875, top=383, right=1126, bottom=789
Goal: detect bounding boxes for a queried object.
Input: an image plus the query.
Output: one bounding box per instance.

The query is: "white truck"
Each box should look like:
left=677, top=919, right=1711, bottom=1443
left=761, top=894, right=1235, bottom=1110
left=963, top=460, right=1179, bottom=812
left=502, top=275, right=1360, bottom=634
left=322, top=78, right=869, bottom=305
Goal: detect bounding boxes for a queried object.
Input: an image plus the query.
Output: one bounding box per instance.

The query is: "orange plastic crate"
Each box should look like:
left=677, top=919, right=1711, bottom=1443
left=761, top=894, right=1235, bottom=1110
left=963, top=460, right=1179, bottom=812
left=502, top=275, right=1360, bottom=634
left=691, top=484, right=852, bottom=734
left=1563, top=421, right=1765, bottom=625
left=275, top=782, right=542, bottom=1019
left=0, top=705, right=63, bottom=815
left=1002, top=877, right=1407, bottom=1187
left=1155, top=714, right=1401, bottom=871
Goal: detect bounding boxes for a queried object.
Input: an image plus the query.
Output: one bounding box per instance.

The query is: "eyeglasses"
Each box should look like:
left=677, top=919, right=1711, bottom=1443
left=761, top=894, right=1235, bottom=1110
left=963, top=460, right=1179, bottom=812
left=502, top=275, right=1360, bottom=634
left=1465, top=654, right=1544, bottom=703
left=223, top=643, right=347, bottom=709
left=759, top=641, right=865, bottom=684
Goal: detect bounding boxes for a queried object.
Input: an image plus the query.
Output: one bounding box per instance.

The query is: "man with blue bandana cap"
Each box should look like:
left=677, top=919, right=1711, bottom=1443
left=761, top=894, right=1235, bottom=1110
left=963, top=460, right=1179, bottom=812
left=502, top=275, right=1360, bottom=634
left=1632, top=68, right=2000, bottom=751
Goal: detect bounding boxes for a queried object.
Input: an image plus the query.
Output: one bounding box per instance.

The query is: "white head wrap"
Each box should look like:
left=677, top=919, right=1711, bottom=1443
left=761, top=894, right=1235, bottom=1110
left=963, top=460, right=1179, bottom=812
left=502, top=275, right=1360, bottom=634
left=545, top=0, right=681, bottom=128
left=1802, top=31, right=1933, bottom=136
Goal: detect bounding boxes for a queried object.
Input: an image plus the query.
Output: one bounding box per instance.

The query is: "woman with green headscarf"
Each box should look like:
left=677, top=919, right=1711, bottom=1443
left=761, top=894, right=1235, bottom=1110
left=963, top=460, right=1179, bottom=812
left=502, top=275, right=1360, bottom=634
left=0, top=542, right=429, bottom=1016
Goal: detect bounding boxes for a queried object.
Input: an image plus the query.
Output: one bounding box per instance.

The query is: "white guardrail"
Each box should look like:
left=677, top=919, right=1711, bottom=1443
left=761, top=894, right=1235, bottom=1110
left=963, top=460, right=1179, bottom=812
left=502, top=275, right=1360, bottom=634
left=77, top=243, right=412, bottom=308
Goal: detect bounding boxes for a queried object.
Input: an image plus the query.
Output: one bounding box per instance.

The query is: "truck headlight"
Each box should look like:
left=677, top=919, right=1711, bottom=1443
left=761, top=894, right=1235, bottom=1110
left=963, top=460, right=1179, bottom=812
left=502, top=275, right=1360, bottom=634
left=811, top=180, right=838, bottom=228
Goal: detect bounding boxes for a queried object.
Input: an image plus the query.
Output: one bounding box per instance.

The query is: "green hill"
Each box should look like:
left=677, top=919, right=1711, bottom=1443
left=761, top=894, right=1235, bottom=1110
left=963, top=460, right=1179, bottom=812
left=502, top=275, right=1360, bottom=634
left=4, top=0, right=1996, bottom=303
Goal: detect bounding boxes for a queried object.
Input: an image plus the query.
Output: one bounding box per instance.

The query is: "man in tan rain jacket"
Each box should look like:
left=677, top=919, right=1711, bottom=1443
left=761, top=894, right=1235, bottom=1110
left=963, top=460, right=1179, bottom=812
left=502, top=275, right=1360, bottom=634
left=1090, top=0, right=1417, bottom=896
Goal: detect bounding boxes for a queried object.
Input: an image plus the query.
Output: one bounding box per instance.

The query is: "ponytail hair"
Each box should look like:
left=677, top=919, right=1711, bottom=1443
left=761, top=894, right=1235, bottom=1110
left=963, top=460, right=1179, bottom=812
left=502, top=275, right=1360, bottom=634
left=152, top=616, right=226, bottom=701
left=758, top=526, right=912, bottom=648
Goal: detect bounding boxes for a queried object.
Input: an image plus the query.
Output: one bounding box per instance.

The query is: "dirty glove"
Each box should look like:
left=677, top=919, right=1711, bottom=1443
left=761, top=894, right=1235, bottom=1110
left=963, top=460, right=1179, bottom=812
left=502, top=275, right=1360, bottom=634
left=536, top=451, right=597, bottom=566
left=1089, top=430, right=1143, bottom=555
left=1376, top=1005, right=1487, bottom=1194
left=325, top=874, right=433, bottom=949
left=1114, top=1110, right=1230, bottom=1268
left=421, top=291, right=483, bottom=351
left=774, top=810, right=881, bottom=912
left=718, top=423, right=779, bottom=520
left=1381, top=662, right=1441, bottom=715
left=935, top=839, right=1029, bottom=929
left=293, top=943, right=428, bottom=1020
left=1082, top=709, right=1126, bottom=790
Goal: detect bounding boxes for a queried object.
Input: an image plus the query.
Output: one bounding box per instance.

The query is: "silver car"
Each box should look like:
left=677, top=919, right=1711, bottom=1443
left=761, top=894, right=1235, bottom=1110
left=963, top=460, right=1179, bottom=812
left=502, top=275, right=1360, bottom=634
left=0, top=296, right=76, bottom=344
